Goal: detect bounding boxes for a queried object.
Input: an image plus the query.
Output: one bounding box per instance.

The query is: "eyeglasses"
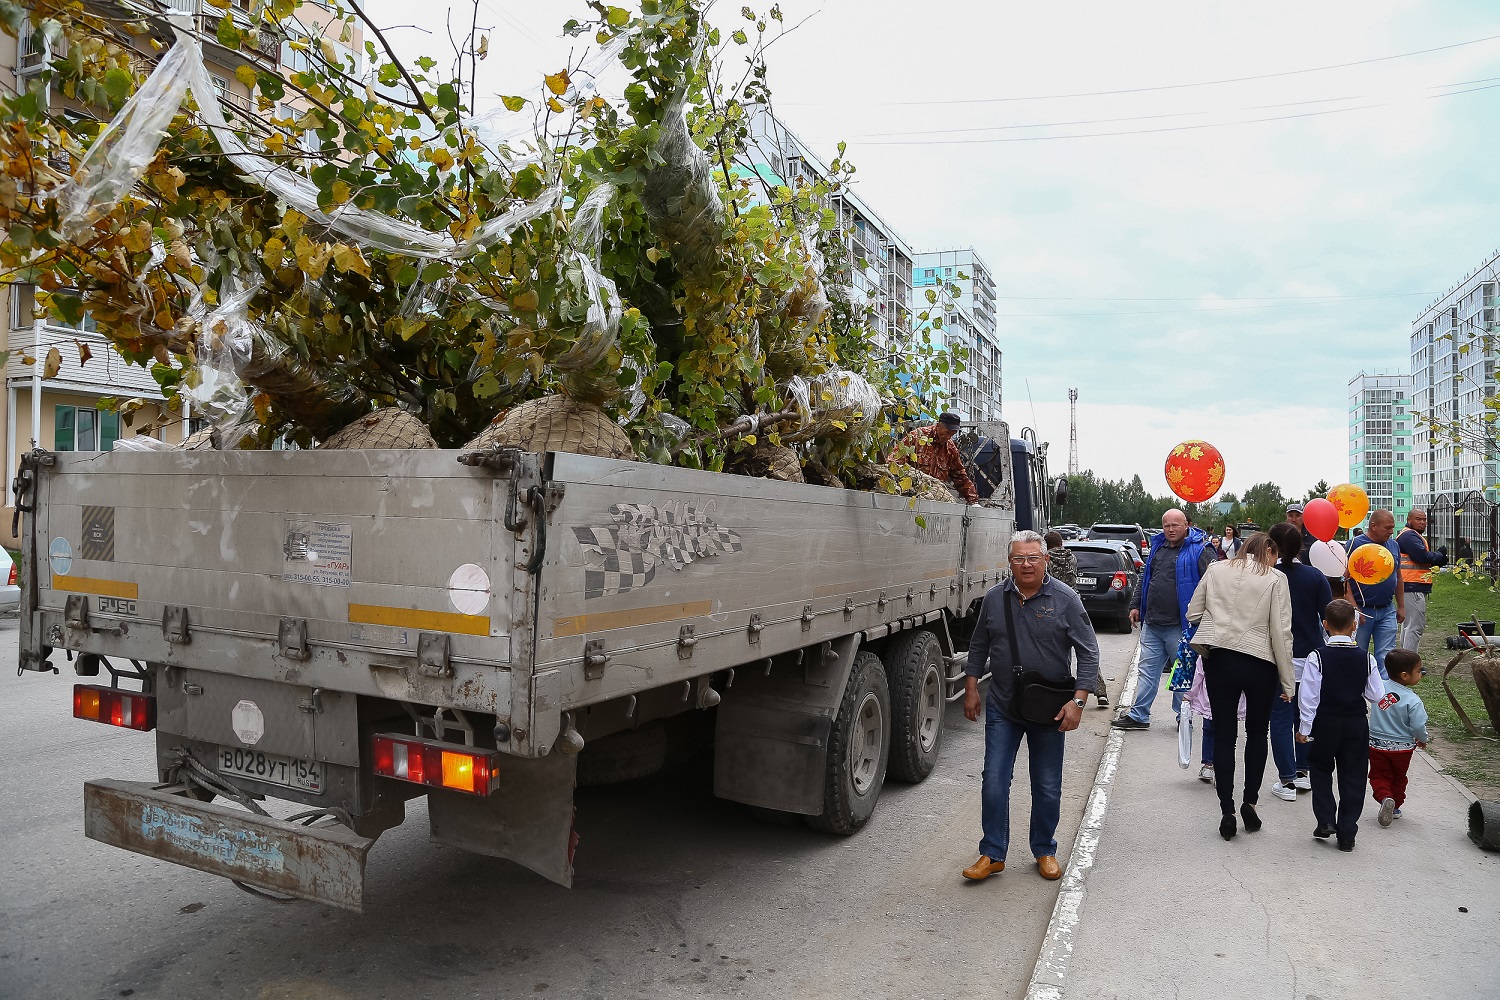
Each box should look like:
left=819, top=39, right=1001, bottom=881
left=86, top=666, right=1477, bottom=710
left=1009, top=555, right=1046, bottom=565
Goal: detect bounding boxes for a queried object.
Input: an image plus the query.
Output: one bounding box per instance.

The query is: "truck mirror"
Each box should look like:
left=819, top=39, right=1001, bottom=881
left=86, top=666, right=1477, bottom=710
left=1053, top=477, right=1069, bottom=508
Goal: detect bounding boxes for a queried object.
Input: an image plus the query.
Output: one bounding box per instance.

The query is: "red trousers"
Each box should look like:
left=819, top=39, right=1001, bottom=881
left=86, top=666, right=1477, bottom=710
left=1368, top=747, right=1414, bottom=807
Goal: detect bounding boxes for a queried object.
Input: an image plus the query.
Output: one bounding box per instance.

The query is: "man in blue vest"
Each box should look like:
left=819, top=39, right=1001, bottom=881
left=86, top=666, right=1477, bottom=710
left=1113, top=508, right=1215, bottom=730
left=1348, top=509, right=1404, bottom=678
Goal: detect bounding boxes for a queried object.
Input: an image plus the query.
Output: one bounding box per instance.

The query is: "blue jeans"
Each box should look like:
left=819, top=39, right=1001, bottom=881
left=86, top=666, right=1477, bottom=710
left=1356, top=603, right=1398, bottom=679
left=1269, top=694, right=1299, bottom=782
left=1126, top=622, right=1184, bottom=724
left=980, top=699, right=1065, bottom=861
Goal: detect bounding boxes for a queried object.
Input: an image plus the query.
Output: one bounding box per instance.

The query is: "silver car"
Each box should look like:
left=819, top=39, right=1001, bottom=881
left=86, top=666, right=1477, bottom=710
left=0, top=548, right=19, bottom=612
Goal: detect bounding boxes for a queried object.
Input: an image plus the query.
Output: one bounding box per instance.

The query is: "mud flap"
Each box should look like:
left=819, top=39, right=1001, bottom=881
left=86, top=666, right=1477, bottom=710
left=426, top=749, right=578, bottom=886
left=84, top=778, right=375, bottom=912
left=713, top=633, right=860, bottom=815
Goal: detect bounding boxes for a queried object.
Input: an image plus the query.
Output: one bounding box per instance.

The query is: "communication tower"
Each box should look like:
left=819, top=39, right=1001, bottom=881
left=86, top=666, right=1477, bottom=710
left=1067, top=388, right=1079, bottom=477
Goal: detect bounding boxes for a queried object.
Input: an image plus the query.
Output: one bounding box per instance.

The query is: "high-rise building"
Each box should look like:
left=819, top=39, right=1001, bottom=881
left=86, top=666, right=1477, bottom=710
left=1409, top=251, right=1500, bottom=541
left=1347, top=371, right=1414, bottom=522
left=912, top=248, right=1001, bottom=421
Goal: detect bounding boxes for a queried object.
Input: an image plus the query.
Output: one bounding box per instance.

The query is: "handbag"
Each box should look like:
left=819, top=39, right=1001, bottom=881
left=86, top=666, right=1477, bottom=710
left=1003, top=591, right=1077, bottom=725
left=1167, top=624, right=1199, bottom=693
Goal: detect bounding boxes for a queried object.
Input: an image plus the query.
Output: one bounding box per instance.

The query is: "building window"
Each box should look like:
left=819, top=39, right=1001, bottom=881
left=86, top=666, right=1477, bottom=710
left=55, top=405, right=119, bottom=452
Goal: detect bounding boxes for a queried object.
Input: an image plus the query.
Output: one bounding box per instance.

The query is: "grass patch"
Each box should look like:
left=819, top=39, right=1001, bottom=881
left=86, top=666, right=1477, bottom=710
left=1416, top=573, right=1500, bottom=799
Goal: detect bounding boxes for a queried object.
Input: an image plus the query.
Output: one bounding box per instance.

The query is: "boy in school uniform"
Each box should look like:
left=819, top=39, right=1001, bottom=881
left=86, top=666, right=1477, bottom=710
left=1368, top=648, right=1430, bottom=827
left=1297, top=599, right=1385, bottom=852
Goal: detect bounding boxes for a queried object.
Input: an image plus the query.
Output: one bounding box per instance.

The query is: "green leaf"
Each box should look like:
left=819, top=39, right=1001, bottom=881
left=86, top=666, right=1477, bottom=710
left=731, top=28, right=748, bottom=44
left=501, top=95, right=526, bottom=112
left=102, top=67, right=133, bottom=105
left=915, top=515, right=927, bottom=529
left=606, top=6, right=630, bottom=26
left=215, top=15, right=242, bottom=50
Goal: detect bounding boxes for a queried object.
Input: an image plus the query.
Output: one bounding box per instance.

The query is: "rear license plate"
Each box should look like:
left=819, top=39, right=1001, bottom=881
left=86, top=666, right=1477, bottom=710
left=1076, top=577, right=1097, bottom=586
left=218, top=746, right=324, bottom=793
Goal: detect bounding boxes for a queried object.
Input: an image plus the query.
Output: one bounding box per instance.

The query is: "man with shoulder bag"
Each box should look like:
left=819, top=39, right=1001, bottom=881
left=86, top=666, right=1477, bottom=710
left=962, top=530, right=1101, bottom=882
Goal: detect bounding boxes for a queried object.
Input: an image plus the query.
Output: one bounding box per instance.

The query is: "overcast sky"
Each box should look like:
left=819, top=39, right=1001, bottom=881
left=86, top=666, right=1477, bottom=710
left=367, top=0, right=1500, bottom=499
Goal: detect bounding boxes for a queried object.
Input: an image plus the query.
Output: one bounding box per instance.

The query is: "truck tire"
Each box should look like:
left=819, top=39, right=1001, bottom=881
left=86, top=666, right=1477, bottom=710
left=807, top=651, right=890, bottom=835
left=884, top=629, right=945, bottom=783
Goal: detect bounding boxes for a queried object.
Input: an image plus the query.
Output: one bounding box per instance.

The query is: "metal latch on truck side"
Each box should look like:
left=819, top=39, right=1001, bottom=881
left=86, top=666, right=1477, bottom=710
left=279, top=618, right=310, bottom=661
left=417, top=633, right=452, bottom=678
left=66, top=594, right=126, bottom=637
left=162, top=606, right=190, bottom=645
left=584, top=639, right=609, bottom=679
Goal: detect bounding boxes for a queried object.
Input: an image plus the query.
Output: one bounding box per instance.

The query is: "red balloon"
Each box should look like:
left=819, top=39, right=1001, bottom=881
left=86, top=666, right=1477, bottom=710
left=1164, top=440, right=1225, bottom=503
left=1302, top=498, right=1339, bottom=542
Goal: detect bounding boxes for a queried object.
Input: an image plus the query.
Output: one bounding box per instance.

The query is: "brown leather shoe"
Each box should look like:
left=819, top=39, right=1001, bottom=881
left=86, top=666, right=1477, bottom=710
left=962, top=856, right=1004, bottom=880
left=1037, top=855, right=1063, bottom=880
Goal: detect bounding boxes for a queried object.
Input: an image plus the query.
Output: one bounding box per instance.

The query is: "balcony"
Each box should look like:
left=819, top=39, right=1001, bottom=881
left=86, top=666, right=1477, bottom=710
left=159, top=0, right=280, bottom=63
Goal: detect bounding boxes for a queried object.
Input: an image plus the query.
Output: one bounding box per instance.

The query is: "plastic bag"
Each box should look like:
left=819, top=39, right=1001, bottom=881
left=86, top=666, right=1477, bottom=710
left=112, top=435, right=173, bottom=452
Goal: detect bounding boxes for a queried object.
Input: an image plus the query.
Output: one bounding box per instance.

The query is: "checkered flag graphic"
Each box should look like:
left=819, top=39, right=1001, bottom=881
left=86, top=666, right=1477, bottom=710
left=573, top=502, right=744, bottom=599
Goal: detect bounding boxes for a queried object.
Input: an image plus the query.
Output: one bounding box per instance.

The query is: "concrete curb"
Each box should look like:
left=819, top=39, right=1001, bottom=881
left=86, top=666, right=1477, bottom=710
left=1023, top=636, right=1143, bottom=1000
left=1417, top=746, right=1480, bottom=805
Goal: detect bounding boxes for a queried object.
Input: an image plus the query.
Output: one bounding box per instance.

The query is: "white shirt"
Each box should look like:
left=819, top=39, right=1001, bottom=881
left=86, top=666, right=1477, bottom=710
left=1297, top=634, right=1384, bottom=737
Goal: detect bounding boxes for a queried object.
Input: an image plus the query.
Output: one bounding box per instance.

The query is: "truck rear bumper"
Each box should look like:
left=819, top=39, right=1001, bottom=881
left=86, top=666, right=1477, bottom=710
left=83, top=778, right=376, bottom=913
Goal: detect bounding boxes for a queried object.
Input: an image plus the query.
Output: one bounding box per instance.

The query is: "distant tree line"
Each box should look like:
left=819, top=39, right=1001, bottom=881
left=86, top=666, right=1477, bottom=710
left=1060, top=472, right=1333, bottom=535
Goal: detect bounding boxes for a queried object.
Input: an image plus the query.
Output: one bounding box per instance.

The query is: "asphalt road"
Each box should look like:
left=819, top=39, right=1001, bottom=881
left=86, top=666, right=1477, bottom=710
left=0, top=617, right=1137, bottom=1000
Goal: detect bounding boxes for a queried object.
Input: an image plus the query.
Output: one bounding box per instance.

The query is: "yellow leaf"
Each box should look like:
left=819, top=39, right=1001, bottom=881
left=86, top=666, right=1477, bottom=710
left=544, top=70, right=570, bottom=95
left=43, top=347, right=62, bottom=379
left=331, top=243, right=370, bottom=278
left=330, top=179, right=352, bottom=205
left=429, top=148, right=454, bottom=171
left=547, top=97, right=564, bottom=114
left=234, top=64, right=257, bottom=89
left=396, top=318, right=427, bottom=341
left=253, top=393, right=273, bottom=424
left=155, top=166, right=186, bottom=200
left=645, top=247, right=660, bottom=264
left=263, top=236, right=285, bottom=265
left=511, top=289, right=539, bottom=312
left=121, top=220, right=152, bottom=254
left=203, top=0, right=228, bottom=7
left=261, top=132, right=286, bottom=154
left=501, top=95, right=526, bottom=112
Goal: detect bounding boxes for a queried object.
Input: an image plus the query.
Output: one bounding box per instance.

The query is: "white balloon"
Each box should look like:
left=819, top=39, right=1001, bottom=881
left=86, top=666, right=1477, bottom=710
left=1309, top=540, right=1348, bottom=577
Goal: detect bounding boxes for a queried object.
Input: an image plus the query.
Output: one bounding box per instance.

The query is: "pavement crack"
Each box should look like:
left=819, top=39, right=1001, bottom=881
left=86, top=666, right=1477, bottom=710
left=1219, top=859, right=1272, bottom=955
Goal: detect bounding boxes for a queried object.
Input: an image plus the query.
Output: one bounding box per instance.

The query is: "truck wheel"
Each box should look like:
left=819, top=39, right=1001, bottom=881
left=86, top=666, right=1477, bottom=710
left=885, top=629, right=945, bottom=782
left=807, top=652, right=890, bottom=835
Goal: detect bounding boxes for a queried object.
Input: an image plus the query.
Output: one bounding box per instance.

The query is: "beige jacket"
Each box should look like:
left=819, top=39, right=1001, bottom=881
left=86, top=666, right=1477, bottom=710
left=1186, top=559, right=1295, bottom=697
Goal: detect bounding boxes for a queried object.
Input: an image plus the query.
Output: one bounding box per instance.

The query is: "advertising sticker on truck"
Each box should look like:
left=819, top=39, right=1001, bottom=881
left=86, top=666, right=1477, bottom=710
left=573, top=501, right=743, bottom=599
left=283, top=520, right=353, bottom=587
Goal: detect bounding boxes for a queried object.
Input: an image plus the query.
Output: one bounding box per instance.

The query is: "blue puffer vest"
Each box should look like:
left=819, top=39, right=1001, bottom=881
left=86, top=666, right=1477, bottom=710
left=1138, top=526, right=1210, bottom=631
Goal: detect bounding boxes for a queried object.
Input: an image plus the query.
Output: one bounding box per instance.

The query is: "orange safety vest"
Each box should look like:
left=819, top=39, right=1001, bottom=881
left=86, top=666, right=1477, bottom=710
left=1398, top=527, right=1434, bottom=586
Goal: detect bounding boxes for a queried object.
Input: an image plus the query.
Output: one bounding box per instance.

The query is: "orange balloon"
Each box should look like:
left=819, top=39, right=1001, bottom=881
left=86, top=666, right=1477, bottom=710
left=1164, top=440, right=1225, bottom=503
left=1348, top=542, right=1395, bottom=585
left=1327, top=483, right=1370, bottom=530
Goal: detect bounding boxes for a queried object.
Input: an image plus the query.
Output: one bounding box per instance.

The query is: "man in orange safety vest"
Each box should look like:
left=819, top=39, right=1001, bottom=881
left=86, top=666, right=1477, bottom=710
left=1396, top=508, right=1447, bottom=652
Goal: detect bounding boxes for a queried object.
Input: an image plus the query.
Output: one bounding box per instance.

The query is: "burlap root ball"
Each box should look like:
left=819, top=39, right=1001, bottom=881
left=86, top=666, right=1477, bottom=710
left=725, top=439, right=804, bottom=484
left=182, top=421, right=262, bottom=451
left=318, top=408, right=437, bottom=450
left=463, top=394, right=634, bottom=459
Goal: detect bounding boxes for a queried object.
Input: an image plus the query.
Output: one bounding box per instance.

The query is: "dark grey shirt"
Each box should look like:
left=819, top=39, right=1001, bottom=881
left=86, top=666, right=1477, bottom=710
left=965, top=577, right=1100, bottom=720
left=1132, top=541, right=1215, bottom=627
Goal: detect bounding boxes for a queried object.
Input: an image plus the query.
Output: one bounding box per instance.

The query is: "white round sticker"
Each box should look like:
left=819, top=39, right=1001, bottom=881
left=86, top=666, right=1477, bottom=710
left=49, top=537, right=73, bottom=576
left=448, top=563, right=491, bottom=616
left=231, top=699, right=265, bottom=746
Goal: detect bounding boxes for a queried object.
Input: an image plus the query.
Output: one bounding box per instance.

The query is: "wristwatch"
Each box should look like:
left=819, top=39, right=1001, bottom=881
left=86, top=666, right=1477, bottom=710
left=1072, top=698, right=1087, bottom=709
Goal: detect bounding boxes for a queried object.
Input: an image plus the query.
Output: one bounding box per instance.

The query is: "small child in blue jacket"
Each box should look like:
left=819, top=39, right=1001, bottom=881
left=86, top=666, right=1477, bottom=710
left=1297, top=600, right=1384, bottom=852
left=1368, top=648, right=1429, bottom=828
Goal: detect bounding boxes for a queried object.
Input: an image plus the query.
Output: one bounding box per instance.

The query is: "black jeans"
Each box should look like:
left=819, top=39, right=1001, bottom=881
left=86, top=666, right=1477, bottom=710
left=1308, top=712, right=1369, bottom=841
left=1204, top=648, right=1280, bottom=814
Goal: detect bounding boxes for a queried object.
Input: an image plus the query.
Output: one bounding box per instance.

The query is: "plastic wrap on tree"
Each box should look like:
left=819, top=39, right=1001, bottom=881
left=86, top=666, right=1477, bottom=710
left=552, top=184, right=624, bottom=382
left=785, top=369, right=882, bottom=443
left=112, top=435, right=173, bottom=452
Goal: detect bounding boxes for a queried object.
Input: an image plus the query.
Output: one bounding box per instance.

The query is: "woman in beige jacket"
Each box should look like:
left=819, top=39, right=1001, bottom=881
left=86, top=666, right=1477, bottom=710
left=1186, top=532, right=1295, bottom=841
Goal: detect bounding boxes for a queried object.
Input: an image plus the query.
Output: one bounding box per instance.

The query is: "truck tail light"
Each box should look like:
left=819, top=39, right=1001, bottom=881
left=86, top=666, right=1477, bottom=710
left=1110, top=572, right=1128, bottom=592
left=73, top=684, right=156, bottom=732
left=371, top=734, right=500, bottom=796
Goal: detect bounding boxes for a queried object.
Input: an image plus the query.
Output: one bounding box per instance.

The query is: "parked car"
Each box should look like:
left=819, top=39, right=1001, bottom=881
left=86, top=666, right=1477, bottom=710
left=1064, top=541, right=1137, bottom=633
left=1085, top=523, right=1149, bottom=553
left=1054, top=524, right=1083, bottom=540
left=0, top=549, right=19, bottom=612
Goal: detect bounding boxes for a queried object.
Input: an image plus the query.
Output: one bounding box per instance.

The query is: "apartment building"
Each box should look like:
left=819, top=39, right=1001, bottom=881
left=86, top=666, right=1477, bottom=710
left=3, top=2, right=357, bottom=542
left=913, top=248, right=1002, bottom=422
left=1409, top=249, right=1500, bottom=546
left=1347, top=371, right=1413, bottom=523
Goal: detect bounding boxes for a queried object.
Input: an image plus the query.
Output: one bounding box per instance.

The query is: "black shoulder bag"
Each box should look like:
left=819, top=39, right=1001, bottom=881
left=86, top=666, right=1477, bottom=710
left=1003, top=590, right=1078, bottom=726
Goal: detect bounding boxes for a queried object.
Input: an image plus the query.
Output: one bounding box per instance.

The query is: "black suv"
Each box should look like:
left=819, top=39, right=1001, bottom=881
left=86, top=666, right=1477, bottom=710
left=1086, top=523, right=1149, bottom=553
left=1063, top=542, right=1137, bottom=633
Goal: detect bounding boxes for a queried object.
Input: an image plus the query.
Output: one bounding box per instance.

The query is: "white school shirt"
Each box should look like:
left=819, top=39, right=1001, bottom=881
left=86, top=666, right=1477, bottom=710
left=1296, top=634, right=1384, bottom=737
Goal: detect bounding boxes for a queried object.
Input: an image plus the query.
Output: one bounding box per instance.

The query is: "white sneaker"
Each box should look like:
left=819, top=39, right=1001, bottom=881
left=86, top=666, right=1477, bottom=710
left=1378, top=797, right=1396, bottom=827
left=1271, top=781, right=1298, bottom=802
left=1293, top=772, right=1312, bottom=791
left=1198, top=764, right=1214, bottom=783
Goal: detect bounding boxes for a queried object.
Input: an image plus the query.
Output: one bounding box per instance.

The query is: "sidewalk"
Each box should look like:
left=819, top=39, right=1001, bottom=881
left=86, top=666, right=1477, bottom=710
left=1056, top=663, right=1500, bottom=999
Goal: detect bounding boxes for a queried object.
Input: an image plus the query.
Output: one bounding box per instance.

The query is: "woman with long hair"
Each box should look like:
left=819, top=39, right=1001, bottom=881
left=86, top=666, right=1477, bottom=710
left=1220, top=523, right=1243, bottom=558
left=1266, top=522, right=1333, bottom=801
left=1186, top=532, right=1295, bottom=840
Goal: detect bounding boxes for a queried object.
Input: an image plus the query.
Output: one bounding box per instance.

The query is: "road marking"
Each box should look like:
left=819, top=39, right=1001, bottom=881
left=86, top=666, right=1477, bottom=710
left=1025, top=636, right=1142, bottom=1000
